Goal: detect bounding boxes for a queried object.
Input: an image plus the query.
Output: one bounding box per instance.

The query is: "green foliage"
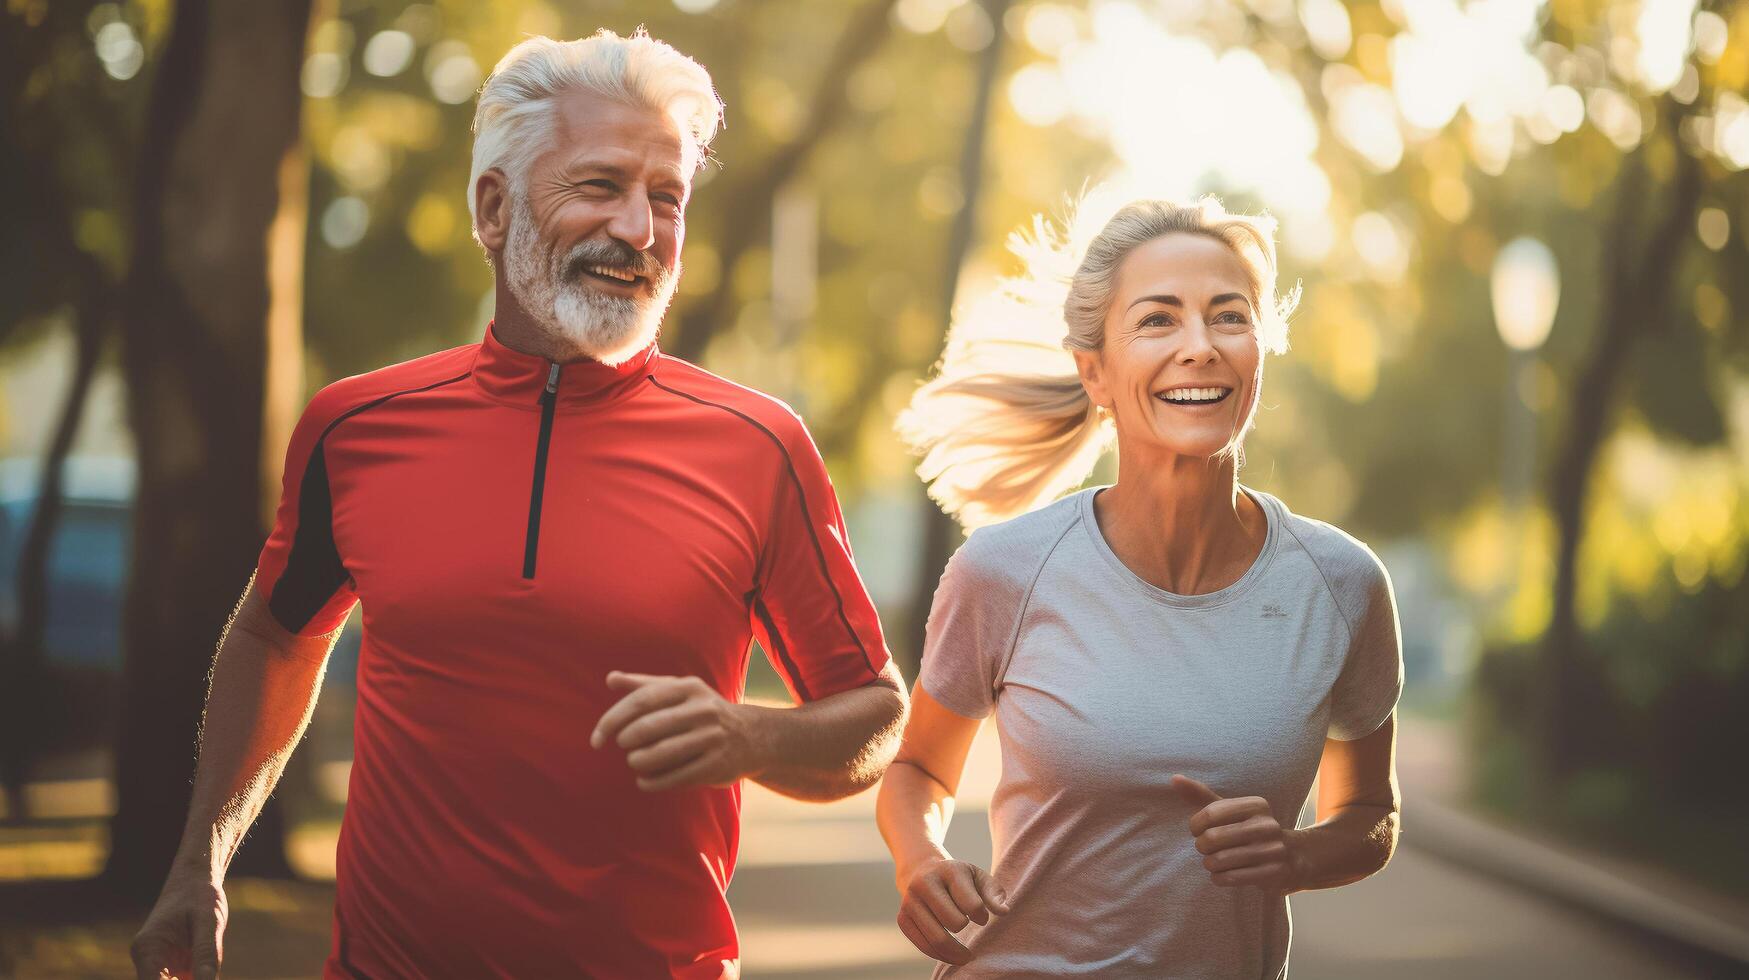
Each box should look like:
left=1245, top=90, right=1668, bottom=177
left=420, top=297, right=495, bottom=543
left=1474, top=565, right=1749, bottom=895
left=0, top=0, right=144, bottom=347
left=16, top=0, right=1739, bottom=563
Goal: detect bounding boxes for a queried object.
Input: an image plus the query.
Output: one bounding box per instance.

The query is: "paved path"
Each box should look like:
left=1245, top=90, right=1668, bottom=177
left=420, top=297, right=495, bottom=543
left=5, top=715, right=1733, bottom=977
left=729, top=721, right=1721, bottom=979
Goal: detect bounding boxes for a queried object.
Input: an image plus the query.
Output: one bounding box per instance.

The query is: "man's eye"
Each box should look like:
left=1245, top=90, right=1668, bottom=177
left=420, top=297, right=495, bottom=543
left=582, top=179, right=617, bottom=192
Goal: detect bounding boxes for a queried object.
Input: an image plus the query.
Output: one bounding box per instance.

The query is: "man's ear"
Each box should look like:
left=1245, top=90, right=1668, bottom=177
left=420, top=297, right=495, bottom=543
left=474, top=168, right=511, bottom=254
left=1071, top=347, right=1111, bottom=412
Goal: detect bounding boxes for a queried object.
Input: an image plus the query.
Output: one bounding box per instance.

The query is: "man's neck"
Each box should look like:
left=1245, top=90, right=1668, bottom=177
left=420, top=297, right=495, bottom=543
left=491, top=282, right=595, bottom=364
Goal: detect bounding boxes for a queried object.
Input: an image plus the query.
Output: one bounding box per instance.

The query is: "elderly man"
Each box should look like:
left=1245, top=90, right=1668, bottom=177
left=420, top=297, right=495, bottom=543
left=131, top=29, right=906, bottom=980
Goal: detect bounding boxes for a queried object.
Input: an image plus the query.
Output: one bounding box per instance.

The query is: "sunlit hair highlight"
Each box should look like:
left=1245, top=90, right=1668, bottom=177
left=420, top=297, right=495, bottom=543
left=897, top=193, right=1299, bottom=529
left=467, top=28, right=724, bottom=235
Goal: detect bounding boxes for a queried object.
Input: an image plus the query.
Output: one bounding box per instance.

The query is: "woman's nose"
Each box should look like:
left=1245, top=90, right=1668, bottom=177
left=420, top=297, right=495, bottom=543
left=1178, top=321, right=1219, bottom=363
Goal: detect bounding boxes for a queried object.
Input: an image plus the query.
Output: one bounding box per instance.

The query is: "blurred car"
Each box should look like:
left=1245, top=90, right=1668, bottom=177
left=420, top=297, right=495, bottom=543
left=0, top=455, right=362, bottom=679
left=0, top=456, right=134, bottom=672
left=0, top=456, right=360, bottom=771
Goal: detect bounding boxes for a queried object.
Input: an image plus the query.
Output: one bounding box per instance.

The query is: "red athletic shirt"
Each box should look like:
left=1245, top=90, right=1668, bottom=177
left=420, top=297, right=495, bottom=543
left=255, top=323, right=891, bottom=978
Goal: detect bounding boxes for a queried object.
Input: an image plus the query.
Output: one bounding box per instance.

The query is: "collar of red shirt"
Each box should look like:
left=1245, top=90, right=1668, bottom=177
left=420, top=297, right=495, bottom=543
left=472, top=321, right=658, bottom=409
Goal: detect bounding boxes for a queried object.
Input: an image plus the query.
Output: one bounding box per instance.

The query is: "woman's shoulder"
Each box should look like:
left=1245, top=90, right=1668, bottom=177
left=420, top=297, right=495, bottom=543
left=1259, top=490, right=1392, bottom=596
left=950, top=489, right=1089, bottom=586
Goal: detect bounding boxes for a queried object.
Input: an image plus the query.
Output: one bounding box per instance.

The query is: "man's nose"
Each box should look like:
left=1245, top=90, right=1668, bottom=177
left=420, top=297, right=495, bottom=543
left=604, top=197, right=655, bottom=254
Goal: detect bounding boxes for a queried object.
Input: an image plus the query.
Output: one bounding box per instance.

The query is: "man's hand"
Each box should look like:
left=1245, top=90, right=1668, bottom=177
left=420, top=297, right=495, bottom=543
left=129, top=869, right=227, bottom=980
left=1174, top=774, right=1303, bottom=892
left=895, top=855, right=1009, bottom=966
left=590, top=672, right=764, bottom=791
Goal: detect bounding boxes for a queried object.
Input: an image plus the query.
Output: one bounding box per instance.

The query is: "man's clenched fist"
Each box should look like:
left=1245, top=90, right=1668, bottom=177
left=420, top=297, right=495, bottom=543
left=591, top=672, right=766, bottom=791
left=130, top=870, right=227, bottom=980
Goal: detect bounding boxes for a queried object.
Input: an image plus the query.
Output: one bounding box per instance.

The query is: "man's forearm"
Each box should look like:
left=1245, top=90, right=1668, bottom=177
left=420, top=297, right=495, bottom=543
left=171, top=585, right=339, bottom=878
left=739, top=674, right=907, bottom=801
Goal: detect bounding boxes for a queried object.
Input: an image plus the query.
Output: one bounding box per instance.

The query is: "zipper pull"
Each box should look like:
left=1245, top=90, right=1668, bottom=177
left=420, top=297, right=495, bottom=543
left=543, top=363, right=561, bottom=402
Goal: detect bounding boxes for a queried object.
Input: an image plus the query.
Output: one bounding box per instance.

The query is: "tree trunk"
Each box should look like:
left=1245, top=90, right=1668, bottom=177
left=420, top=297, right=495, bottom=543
left=105, top=0, right=313, bottom=899
left=0, top=257, right=109, bottom=824
left=0, top=3, right=122, bottom=823
left=1541, top=106, right=1704, bottom=777
left=903, top=0, right=1012, bottom=674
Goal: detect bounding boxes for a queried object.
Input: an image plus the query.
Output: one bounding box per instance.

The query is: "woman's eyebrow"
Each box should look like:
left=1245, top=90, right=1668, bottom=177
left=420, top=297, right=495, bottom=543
left=1127, top=294, right=1182, bottom=311
left=1126, top=292, right=1252, bottom=311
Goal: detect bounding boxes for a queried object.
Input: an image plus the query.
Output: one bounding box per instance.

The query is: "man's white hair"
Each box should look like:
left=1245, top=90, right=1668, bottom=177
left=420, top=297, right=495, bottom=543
left=467, top=29, right=724, bottom=231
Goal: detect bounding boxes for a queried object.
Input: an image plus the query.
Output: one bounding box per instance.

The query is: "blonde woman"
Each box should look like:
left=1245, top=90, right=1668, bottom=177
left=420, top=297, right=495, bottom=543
left=877, top=197, right=1403, bottom=978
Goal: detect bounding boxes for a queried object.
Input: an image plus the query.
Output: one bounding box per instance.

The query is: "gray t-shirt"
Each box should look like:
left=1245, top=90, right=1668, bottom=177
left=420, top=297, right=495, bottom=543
left=918, top=486, right=1402, bottom=979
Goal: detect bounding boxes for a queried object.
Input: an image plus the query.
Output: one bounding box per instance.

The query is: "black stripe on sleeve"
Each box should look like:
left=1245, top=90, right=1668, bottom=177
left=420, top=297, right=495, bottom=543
left=648, top=374, right=879, bottom=680
left=753, top=597, right=814, bottom=702
left=270, top=442, right=347, bottom=633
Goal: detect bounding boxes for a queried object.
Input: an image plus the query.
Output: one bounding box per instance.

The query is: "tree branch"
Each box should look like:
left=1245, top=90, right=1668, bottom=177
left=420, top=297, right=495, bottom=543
left=669, top=0, right=901, bottom=363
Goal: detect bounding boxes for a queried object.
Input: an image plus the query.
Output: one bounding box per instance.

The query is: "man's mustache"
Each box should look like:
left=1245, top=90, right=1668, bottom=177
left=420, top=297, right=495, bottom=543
left=561, top=239, right=668, bottom=285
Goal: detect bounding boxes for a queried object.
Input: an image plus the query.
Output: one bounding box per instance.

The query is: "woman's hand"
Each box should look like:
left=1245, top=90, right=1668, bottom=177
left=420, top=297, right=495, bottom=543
left=896, top=855, right=1010, bottom=965
left=1173, top=774, right=1304, bottom=892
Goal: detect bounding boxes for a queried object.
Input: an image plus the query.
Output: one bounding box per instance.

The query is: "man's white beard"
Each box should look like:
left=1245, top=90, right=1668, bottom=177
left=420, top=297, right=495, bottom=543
left=502, top=195, right=680, bottom=366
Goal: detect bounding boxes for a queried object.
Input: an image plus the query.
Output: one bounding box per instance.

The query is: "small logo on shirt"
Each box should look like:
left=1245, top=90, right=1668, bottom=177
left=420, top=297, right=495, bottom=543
left=1261, top=603, right=1289, bottom=619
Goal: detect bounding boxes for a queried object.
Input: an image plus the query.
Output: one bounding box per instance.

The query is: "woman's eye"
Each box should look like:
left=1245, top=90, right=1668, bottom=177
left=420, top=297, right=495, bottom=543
left=1140, top=313, right=1171, bottom=328
left=1216, top=311, right=1251, bottom=328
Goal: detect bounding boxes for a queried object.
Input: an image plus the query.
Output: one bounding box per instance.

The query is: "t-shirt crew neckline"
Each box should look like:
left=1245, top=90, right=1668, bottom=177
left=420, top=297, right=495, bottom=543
left=1077, top=484, right=1282, bottom=611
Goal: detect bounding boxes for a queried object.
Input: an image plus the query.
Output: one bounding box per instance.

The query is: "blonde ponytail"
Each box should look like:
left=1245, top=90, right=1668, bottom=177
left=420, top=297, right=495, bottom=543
left=899, top=193, right=1297, bottom=529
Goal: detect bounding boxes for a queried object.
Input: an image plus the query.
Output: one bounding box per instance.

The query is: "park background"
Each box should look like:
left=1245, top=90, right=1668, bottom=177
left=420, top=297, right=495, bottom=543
left=2, top=0, right=1747, bottom=976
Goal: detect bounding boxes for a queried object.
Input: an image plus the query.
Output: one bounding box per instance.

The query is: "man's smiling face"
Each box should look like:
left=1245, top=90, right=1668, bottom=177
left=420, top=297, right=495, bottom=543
left=500, top=88, right=695, bottom=364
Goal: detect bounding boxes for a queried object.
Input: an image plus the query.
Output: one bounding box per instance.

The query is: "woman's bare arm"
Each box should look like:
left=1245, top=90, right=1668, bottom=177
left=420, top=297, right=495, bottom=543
left=1287, top=713, right=1401, bottom=892
left=876, top=684, right=1007, bottom=965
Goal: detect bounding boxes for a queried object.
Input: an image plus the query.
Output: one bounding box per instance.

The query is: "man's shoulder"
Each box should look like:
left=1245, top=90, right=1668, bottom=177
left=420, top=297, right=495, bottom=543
left=648, top=352, right=813, bottom=450
left=300, top=343, right=478, bottom=433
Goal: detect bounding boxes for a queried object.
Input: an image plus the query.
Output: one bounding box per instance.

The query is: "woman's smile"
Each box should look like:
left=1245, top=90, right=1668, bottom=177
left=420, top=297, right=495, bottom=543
left=1155, top=384, right=1234, bottom=408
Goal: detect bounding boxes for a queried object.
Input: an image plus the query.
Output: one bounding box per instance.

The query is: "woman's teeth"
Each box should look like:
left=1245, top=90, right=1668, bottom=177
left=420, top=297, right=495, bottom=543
left=1159, top=387, right=1232, bottom=405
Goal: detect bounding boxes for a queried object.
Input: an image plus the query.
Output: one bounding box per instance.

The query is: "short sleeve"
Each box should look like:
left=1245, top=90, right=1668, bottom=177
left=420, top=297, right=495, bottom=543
left=749, top=415, right=890, bottom=703
left=1327, top=548, right=1404, bottom=741
left=917, top=529, right=1033, bottom=720
left=254, top=387, right=359, bottom=637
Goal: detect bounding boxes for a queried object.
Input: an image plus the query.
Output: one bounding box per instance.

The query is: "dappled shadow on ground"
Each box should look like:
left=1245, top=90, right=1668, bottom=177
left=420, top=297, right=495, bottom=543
left=0, top=876, right=334, bottom=979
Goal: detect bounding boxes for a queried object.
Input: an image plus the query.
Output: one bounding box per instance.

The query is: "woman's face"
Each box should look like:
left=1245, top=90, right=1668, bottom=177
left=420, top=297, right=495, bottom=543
left=1074, top=232, right=1263, bottom=461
